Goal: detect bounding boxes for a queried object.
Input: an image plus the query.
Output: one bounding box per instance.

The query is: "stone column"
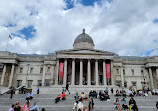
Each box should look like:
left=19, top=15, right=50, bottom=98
left=149, top=68, right=154, bottom=90
left=156, top=68, right=158, bottom=78
left=110, top=61, right=114, bottom=86
left=55, top=60, right=59, bottom=85
left=42, top=65, right=46, bottom=86
left=63, top=59, right=67, bottom=86
left=95, top=60, right=99, bottom=85
left=103, top=60, right=106, bottom=86
left=71, top=59, right=75, bottom=85
left=87, top=59, right=91, bottom=86
left=1, top=64, right=6, bottom=86
left=120, top=67, right=124, bottom=88
left=9, top=64, right=15, bottom=87
left=50, top=65, right=54, bottom=85
left=79, top=59, right=83, bottom=85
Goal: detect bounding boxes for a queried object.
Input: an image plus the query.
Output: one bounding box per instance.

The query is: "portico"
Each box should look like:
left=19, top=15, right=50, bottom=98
left=56, top=57, right=114, bottom=87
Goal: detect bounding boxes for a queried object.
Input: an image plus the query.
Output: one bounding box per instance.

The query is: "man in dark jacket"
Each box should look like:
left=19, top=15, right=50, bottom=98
left=10, top=86, right=14, bottom=99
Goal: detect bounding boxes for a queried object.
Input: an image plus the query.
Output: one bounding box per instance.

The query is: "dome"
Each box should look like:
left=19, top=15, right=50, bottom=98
left=73, top=29, right=94, bottom=49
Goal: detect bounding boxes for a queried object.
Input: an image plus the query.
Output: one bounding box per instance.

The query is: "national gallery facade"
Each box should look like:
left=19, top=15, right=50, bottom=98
left=0, top=29, right=158, bottom=93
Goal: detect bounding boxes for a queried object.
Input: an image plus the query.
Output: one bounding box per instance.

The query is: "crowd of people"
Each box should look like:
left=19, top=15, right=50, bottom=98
left=7, top=85, right=158, bottom=111
left=8, top=101, right=41, bottom=111
left=114, top=97, right=138, bottom=111
left=8, top=88, right=46, bottom=111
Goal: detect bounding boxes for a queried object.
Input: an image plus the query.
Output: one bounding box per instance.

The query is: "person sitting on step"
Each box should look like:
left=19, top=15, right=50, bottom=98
left=121, top=98, right=128, bottom=111
left=129, top=97, right=138, bottom=111
left=113, top=98, right=122, bottom=111
left=55, top=94, right=61, bottom=103
left=62, top=91, right=66, bottom=100
left=100, top=91, right=106, bottom=101
left=115, top=89, right=121, bottom=97
left=26, top=91, right=33, bottom=100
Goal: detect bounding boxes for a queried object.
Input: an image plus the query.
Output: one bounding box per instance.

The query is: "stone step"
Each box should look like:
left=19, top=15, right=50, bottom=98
left=0, top=94, right=157, bottom=111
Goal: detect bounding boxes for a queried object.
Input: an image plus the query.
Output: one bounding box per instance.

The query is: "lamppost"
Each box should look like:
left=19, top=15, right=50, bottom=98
left=25, top=64, right=30, bottom=88
left=142, top=67, right=146, bottom=91
left=0, top=63, right=4, bottom=94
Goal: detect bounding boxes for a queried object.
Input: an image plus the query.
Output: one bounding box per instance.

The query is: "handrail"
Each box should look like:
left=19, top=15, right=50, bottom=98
left=0, top=85, right=25, bottom=95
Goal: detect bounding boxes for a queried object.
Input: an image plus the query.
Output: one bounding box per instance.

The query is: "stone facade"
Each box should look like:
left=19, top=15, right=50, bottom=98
left=0, top=30, right=158, bottom=94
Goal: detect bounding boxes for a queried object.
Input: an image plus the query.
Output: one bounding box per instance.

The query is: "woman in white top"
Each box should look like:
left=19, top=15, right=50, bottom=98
left=114, top=98, right=122, bottom=111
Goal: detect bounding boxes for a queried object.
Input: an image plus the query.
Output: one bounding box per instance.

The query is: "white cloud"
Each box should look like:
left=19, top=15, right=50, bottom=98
left=0, top=0, right=158, bottom=56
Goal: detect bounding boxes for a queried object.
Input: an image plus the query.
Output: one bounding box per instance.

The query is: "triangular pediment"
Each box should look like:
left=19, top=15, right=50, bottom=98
left=56, top=49, right=115, bottom=56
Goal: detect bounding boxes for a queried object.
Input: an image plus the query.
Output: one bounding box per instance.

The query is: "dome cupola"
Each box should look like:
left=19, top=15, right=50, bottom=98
left=73, top=29, right=94, bottom=49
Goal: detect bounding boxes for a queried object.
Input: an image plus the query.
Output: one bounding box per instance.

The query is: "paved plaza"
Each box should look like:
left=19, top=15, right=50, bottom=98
left=0, top=94, right=157, bottom=111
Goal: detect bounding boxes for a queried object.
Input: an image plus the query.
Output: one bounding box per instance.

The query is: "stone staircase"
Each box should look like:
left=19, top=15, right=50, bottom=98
left=0, top=94, right=157, bottom=111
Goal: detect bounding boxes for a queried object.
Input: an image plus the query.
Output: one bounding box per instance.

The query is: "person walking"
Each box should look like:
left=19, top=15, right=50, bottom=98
left=111, top=88, right=113, bottom=94
left=37, top=88, right=39, bottom=94
left=88, top=98, right=94, bottom=111
left=65, top=81, right=70, bottom=94
left=10, top=86, right=14, bottom=99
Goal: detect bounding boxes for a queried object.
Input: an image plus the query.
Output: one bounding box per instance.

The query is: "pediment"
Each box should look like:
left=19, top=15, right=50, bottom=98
left=56, top=49, right=115, bottom=56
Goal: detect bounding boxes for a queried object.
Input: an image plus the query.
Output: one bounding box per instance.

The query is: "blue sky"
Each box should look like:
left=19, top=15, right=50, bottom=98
left=0, top=0, right=158, bottom=56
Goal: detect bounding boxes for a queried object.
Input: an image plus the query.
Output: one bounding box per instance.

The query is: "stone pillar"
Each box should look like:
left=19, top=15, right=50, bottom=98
left=87, top=59, right=91, bottom=86
left=63, top=59, right=67, bottom=86
left=42, top=65, right=46, bottom=86
left=110, top=61, right=114, bottom=86
left=79, top=59, right=83, bottom=85
left=95, top=60, right=99, bottom=85
left=9, top=64, right=15, bottom=87
left=149, top=68, right=154, bottom=90
left=120, top=67, right=124, bottom=88
left=50, top=65, right=54, bottom=85
left=103, top=60, right=106, bottom=86
left=156, top=68, right=158, bottom=78
left=55, top=60, right=59, bottom=85
left=71, top=59, right=75, bottom=85
left=1, top=64, right=6, bottom=86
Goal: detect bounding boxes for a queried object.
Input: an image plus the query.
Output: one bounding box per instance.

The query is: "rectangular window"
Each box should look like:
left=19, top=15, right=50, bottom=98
left=19, top=67, right=23, bottom=73
left=131, top=69, right=134, bottom=75
left=116, top=69, right=119, bottom=74
left=123, top=69, right=125, bottom=75
left=17, top=80, right=22, bottom=87
left=27, top=80, right=33, bottom=88
left=30, top=67, right=33, bottom=74
left=141, top=69, right=144, bottom=76
left=124, top=81, right=127, bottom=88
left=38, top=80, right=42, bottom=86
left=45, top=79, right=50, bottom=86
left=40, top=67, right=43, bottom=73
left=132, top=81, right=137, bottom=87
left=116, top=80, right=121, bottom=87
left=0, top=69, right=3, bottom=75
left=47, top=67, right=50, bottom=72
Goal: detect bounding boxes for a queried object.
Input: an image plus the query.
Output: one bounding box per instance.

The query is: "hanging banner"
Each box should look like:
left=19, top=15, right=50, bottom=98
left=59, top=62, right=64, bottom=77
left=106, top=63, right=111, bottom=78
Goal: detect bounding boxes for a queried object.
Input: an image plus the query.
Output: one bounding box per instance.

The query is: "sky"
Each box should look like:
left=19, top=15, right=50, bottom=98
left=0, top=0, right=158, bottom=56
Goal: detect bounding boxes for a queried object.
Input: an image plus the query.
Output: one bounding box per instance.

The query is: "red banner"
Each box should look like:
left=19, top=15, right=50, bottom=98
left=59, top=62, right=64, bottom=77
left=106, top=63, right=111, bottom=78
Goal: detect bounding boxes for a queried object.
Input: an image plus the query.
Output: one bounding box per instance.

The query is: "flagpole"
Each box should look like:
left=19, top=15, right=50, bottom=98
left=6, top=35, right=9, bottom=52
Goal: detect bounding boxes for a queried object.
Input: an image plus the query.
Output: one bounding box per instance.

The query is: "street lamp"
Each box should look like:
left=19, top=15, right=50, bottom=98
left=25, top=64, right=30, bottom=88
left=0, top=63, right=4, bottom=94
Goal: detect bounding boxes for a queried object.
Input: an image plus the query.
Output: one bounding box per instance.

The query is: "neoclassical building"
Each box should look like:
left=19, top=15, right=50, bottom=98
left=0, top=29, right=158, bottom=94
